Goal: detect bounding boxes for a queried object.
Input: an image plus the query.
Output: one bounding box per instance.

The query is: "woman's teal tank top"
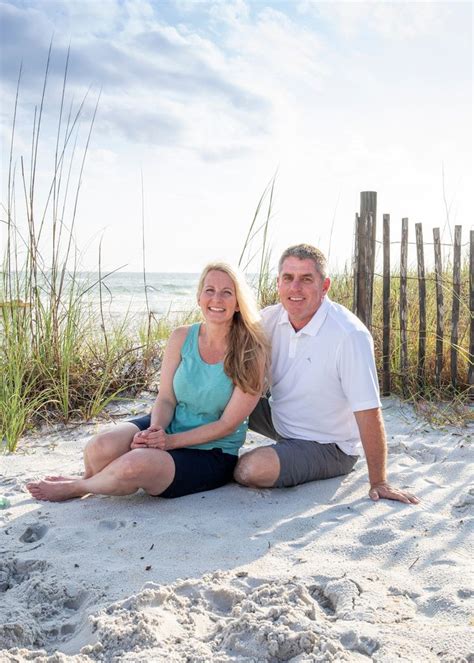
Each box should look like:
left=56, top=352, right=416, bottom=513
left=166, top=323, right=247, bottom=455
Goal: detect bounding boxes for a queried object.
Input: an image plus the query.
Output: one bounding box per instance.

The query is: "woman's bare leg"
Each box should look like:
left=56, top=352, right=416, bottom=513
left=43, top=423, right=140, bottom=483
left=83, top=423, right=140, bottom=477
left=27, top=448, right=176, bottom=502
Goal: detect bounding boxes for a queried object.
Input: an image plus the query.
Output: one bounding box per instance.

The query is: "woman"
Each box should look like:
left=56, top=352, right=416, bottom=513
left=27, top=263, right=269, bottom=501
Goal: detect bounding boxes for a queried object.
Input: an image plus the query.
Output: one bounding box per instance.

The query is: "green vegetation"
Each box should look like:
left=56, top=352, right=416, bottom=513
left=329, top=262, right=471, bottom=399
left=1, top=52, right=471, bottom=453
left=370, top=262, right=471, bottom=401
left=0, top=50, right=167, bottom=452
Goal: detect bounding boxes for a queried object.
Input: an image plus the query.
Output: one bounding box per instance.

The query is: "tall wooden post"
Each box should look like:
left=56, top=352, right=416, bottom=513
left=469, top=231, right=474, bottom=396
left=400, top=218, right=409, bottom=397
left=359, top=192, right=377, bottom=329
left=355, top=213, right=370, bottom=327
left=433, top=228, right=444, bottom=388
left=415, top=223, right=426, bottom=392
left=382, top=214, right=391, bottom=395
left=450, top=226, right=462, bottom=388
left=352, top=213, right=359, bottom=313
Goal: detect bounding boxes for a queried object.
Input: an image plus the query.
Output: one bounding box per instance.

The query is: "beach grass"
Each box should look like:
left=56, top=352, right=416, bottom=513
left=0, top=49, right=161, bottom=451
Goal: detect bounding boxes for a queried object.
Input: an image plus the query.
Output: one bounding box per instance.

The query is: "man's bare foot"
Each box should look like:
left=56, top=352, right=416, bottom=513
left=26, top=479, right=85, bottom=502
left=44, top=475, right=80, bottom=482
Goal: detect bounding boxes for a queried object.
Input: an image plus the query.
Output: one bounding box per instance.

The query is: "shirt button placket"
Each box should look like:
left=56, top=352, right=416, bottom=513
left=289, top=334, right=298, bottom=359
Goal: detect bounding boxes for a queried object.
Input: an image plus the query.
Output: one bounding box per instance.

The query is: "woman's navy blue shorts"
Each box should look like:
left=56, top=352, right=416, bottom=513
left=128, top=414, right=238, bottom=499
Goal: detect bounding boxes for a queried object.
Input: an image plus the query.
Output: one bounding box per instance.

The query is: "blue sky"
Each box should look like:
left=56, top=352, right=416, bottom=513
left=0, top=0, right=472, bottom=272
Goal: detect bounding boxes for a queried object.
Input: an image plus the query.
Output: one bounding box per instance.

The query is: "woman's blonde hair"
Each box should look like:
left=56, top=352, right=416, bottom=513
left=197, top=262, right=270, bottom=395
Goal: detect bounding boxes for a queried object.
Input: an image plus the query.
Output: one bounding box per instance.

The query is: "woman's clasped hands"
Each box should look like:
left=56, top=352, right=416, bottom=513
left=131, top=427, right=171, bottom=450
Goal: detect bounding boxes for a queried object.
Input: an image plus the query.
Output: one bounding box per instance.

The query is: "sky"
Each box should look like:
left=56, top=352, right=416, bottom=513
left=0, top=0, right=472, bottom=273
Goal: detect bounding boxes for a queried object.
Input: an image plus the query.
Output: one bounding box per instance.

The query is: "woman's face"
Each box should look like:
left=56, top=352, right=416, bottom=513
left=198, top=270, right=239, bottom=324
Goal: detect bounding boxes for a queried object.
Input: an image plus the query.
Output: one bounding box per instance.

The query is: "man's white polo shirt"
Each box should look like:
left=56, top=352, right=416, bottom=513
left=261, top=296, right=381, bottom=456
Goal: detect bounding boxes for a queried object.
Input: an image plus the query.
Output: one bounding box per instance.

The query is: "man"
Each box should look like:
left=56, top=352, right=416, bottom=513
left=234, top=244, right=418, bottom=504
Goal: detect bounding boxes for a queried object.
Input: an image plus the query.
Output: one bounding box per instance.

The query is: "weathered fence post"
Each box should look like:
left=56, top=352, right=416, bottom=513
left=400, top=218, right=409, bottom=397
left=415, top=223, right=426, bottom=391
left=469, top=230, right=474, bottom=396
left=433, top=228, right=444, bottom=388
left=352, top=213, right=359, bottom=313
left=355, top=213, right=370, bottom=327
left=382, top=214, right=391, bottom=395
left=359, top=191, right=377, bottom=329
left=451, top=226, right=462, bottom=388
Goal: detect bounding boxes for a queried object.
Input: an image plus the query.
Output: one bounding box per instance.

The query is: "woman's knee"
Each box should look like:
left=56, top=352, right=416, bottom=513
left=115, top=449, right=150, bottom=480
left=85, top=429, right=123, bottom=459
left=115, top=449, right=172, bottom=487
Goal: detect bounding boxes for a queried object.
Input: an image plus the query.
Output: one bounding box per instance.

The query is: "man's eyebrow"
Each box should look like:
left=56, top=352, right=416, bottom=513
left=280, top=272, right=315, bottom=278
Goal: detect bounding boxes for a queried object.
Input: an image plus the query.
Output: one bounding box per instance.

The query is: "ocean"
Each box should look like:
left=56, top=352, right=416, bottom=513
left=78, top=272, right=201, bottom=319
left=2, top=271, right=264, bottom=323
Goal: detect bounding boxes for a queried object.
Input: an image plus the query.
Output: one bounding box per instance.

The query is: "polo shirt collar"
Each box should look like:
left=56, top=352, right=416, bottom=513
left=277, top=296, right=331, bottom=336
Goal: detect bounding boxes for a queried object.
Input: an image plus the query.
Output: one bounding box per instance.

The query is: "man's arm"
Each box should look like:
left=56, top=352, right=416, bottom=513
left=354, top=408, right=419, bottom=504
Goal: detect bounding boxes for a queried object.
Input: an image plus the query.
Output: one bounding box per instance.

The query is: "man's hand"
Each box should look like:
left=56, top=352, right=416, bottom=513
left=369, top=481, right=419, bottom=504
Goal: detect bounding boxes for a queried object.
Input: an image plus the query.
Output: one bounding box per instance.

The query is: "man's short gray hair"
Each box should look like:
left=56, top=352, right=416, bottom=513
left=278, top=244, right=328, bottom=279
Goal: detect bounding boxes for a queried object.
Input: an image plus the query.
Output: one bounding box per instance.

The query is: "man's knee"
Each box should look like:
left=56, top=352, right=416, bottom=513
left=234, top=448, right=280, bottom=488
left=234, top=453, right=256, bottom=486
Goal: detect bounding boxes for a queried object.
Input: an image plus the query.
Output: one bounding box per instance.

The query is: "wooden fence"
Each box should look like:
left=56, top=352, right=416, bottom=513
left=353, top=191, right=473, bottom=397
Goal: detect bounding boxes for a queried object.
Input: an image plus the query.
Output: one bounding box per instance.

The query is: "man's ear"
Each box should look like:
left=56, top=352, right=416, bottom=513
left=322, top=277, right=331, bottom=295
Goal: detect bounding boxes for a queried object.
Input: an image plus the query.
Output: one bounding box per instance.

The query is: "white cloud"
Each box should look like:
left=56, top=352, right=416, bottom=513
left=0, top=1, right=272, bottom=159
left=208, top=0, right=251, bottom=24
left=298, top=0, right=453, bottom=40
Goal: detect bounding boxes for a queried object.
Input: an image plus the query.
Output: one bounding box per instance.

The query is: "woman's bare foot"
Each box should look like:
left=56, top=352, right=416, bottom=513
left=44, top=475, right=81, bottom=482
left=26, top=478, right=85, bottom=502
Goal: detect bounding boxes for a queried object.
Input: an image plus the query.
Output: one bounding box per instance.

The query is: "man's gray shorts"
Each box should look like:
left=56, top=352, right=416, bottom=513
left=248, top=398, right=359, bottom=488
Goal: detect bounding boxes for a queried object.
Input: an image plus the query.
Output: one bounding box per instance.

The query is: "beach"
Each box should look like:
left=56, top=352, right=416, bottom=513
left=1, top=395, right=472, bottom=662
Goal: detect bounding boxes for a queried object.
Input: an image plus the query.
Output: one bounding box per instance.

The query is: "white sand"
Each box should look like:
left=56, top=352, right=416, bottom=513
left=1, top=396, right=472, bottom=662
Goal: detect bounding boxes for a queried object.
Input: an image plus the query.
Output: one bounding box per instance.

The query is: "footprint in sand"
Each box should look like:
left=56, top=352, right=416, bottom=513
left=339, top=630, right=380, bottom=656
left=60, top=623, right=76, bottom=636
left=358, top=528, right=396, bottom=546
left=63, top=591, right=88, bottom=611
left=457, top=588, right=473, bottom=599
left=98, top=520, right=126, bottom=530
left=452, top=487, right=474, bottom=514
left=19, top=523, right=48, bottom=543
left=307, top=584, right=335, bottom=615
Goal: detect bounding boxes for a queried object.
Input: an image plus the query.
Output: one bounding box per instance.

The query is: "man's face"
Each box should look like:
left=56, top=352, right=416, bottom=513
left=277, top=257, right=330, bottom=331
